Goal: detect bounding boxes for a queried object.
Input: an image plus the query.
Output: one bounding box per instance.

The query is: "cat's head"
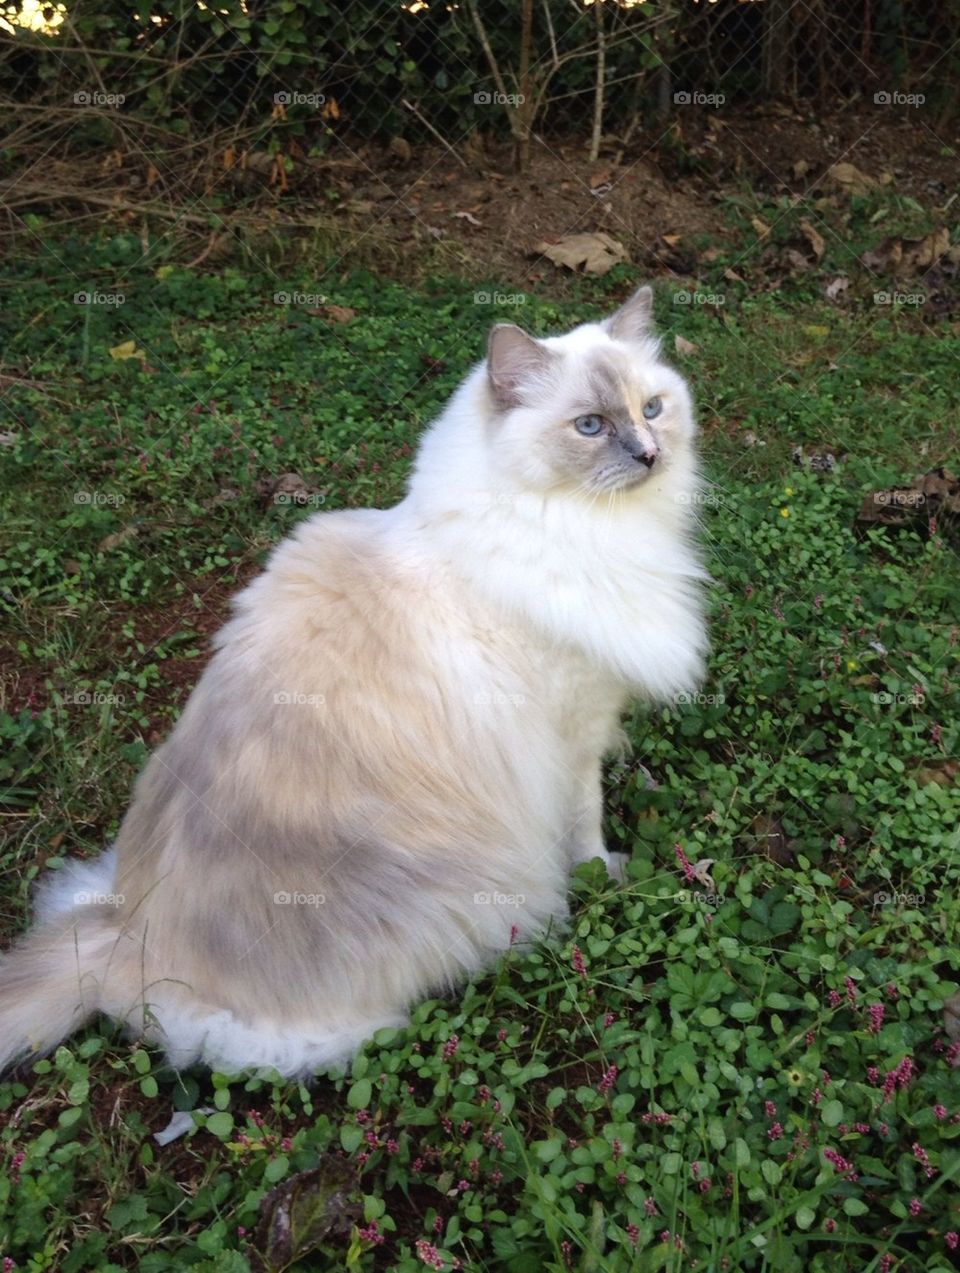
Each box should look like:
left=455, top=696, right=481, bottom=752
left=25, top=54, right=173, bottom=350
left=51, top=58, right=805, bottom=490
left=483, top=286, right=695, bottom=497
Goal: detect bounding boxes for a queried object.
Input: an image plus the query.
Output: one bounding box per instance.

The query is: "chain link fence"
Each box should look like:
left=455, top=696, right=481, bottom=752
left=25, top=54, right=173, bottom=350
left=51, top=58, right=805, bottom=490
left=1, top=0, right=957, bottom=219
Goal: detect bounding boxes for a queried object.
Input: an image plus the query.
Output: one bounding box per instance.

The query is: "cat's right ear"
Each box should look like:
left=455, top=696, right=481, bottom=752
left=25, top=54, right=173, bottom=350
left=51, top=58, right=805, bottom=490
left=486, top=324, right=552, bottom=410
left=607, top=284, right=654, bottom=343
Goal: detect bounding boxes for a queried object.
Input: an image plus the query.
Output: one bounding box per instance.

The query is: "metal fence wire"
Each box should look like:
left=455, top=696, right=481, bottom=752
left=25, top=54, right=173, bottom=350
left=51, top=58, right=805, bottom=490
left=0, top=0, right=957, bottom=202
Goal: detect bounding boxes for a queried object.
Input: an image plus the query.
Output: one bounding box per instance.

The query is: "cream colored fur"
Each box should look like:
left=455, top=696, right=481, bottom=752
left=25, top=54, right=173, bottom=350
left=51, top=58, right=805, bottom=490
left=0, top=287, right=708, bottom=1078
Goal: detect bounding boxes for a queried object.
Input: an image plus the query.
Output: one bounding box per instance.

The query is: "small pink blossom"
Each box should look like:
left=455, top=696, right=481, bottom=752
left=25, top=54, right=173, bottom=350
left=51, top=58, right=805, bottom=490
left=867, top=1003, right=885, bottom=1033
left=674, top=843, right=697, bottom=883
left=597, top=1064, right=618, bottom=1095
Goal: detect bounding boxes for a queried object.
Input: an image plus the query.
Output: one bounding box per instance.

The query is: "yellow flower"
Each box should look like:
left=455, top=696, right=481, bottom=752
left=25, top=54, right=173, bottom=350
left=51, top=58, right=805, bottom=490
left=784, top=486, right=795, bottom=496
left=787, top=1068, right=805, bottom=1088
left=847, top=659, right=858, bottom=671
left=780, top=507, right=790, bottom=518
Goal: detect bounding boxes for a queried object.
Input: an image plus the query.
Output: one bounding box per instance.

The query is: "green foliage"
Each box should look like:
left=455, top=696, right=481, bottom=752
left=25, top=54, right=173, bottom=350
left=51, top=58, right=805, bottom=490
left=1, top=242, right=959, bottom=1270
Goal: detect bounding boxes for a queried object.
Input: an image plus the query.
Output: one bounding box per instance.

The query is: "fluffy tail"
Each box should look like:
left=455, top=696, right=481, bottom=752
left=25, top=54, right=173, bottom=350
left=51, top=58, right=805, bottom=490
left=0, top=849, right=121, bottom=1074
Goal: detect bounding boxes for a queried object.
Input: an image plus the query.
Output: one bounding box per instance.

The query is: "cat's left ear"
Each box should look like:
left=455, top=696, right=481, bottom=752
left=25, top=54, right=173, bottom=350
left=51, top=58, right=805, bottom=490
left=607, top=285, right=654, bottom=342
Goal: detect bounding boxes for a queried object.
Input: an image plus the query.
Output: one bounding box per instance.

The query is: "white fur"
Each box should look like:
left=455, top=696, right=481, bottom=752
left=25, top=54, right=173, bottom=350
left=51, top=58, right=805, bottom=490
left=0, top=297, right=708, bottom=1079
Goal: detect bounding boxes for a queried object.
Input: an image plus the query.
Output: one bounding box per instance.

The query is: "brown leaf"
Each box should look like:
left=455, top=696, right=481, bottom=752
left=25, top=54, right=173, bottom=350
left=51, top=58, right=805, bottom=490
left=674, top=334, right=698, bottom=356
left=746, top=813, right=793, bottom=865
left=799, top=218, right=825, bottom=260
left=97, top=526, right=140, bottom=552
left=910, top=758, right=959, bottom=789
left=792, top=159, right=812, bottom=180
left=248, top=1161, right=360, bottom=1273
left=826, top=162, right=877, bottom=196
left=901, top=227, right=950, bottom=274
left=782, top=248, right=812, bottom=273
left=388, top=136, right=412, bottom=163
left=861, top=236, right=903, bottom=273
left=320, top=305, right=356, bottom=323
left=751, top=216, right=772, bottom=241
left=532, top=232, right=628, bottom=276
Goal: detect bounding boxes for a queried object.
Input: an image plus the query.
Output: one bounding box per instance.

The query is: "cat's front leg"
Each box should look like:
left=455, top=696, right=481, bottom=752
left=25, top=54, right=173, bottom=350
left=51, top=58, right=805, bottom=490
left=563, top=761, right=628, bottom=882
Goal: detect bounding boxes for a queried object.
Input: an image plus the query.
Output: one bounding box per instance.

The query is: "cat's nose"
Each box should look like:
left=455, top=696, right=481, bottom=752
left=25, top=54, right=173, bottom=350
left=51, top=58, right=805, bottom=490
left=637, top=448, right=658, bottom=469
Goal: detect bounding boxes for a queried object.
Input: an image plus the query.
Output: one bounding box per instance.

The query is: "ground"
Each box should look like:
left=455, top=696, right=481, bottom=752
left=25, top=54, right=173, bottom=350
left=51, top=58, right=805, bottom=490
left=1, top=118, right=959, bottom=1271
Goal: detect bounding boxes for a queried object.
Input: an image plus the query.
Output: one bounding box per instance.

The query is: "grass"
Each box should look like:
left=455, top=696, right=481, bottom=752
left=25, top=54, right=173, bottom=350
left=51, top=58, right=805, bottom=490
left=1, top=234, right=959, bottom=1272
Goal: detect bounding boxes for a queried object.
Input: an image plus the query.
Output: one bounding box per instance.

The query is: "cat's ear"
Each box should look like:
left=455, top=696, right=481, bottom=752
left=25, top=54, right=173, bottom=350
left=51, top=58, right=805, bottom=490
left=607, top=285, right=654, bottom=342
left=487, top=324, right=552, bottom=410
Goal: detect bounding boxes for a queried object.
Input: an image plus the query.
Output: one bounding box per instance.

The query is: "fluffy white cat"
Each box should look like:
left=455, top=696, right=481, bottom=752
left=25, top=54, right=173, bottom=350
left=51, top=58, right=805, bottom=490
left=0, top=285, right=708, bottom=1078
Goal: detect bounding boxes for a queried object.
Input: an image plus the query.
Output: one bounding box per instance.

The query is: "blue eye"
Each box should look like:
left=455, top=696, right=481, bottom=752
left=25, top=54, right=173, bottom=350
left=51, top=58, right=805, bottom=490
left=575, top=414, right=606, bottom=436
left=643, top=396, right=663, bottom=420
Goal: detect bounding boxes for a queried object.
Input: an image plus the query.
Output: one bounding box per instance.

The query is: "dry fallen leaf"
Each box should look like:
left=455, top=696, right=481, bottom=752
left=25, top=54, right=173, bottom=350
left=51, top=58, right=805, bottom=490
left=452, top=210, right=482, bottom=227
left=751, top=216, right=772, bottom=241
left=108, top=340, right=143, bottom=361
left=901, top=227, right=950, bottom=274
left=792, top=158, right=811, bottom=180
left=825, top=276, right=850, bottom=302
left=98, top=526, right=140, bottom=552
left=782, top=248, right=812, bottom=273
left=319, top=305, right=356, bottom=323
left=826, top=162, right=877, bottom=196
left=799, top=218, right=826, bottom=260
left=674, top=334, right=698, bottom=356
left=533, top=232, right=628, bottom=276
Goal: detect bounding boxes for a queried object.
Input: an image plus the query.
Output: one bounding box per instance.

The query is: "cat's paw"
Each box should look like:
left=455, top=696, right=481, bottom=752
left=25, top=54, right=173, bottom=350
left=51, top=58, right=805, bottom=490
left=606, top=851, right=631, bottom=885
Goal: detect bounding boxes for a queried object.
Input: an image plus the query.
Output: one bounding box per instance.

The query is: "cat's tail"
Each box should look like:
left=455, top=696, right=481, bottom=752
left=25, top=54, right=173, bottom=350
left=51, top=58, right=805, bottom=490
left=0, top=850, right=124, bottom=1074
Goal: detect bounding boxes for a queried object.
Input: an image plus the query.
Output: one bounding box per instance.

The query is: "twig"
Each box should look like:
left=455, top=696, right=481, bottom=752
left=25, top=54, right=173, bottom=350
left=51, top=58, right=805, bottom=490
left=589, top=0, right=606, bottom=164
left=400, top=99, right=467, bottom=167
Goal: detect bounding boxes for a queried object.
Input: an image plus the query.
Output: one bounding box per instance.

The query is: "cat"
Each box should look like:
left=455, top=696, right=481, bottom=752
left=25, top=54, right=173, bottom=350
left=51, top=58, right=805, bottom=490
left=0, top=285, right=709, bottom=1079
